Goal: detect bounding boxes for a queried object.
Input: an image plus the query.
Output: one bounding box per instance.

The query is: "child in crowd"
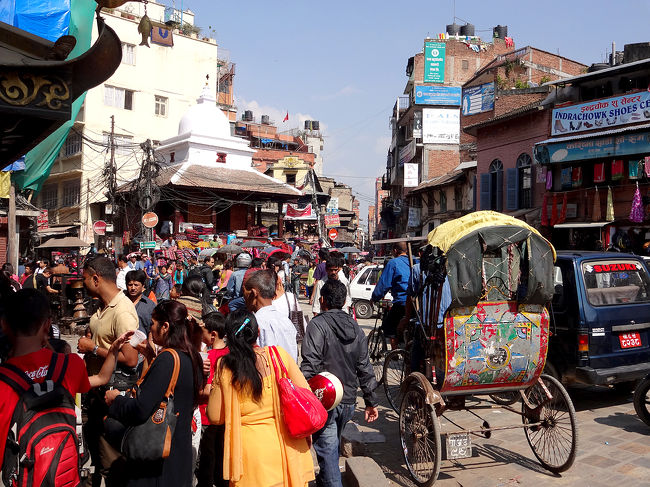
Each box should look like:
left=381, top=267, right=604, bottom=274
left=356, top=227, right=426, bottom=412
left=197, top=311, right=229, bottom=487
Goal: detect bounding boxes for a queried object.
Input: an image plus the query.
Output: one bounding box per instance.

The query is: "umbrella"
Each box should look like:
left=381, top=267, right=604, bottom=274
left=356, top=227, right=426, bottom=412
left=261, top=246, right=280, bottom=255
left=199, top=248, right=219, bottom=257
left=37, top=236, right=90, bottom=248
left=242, top=240, right=265, bottom=248
left=216, top=244, right=243, bottom=254
left=339, top=246, right=361, bottom=253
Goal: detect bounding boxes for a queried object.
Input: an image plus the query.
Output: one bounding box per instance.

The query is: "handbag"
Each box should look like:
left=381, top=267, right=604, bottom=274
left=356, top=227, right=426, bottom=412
left=121, top=348, right=181, bottom=461
left=285, top=292, right=305, bottom=342
left=268, top=345, right=327, bottom=438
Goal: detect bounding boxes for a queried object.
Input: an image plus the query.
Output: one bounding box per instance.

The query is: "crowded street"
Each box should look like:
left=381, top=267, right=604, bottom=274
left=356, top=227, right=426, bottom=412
left=2, top=1, right=650, bottom=487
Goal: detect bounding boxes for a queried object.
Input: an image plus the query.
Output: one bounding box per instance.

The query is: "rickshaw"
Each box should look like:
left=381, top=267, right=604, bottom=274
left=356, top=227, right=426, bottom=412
left=396, top=211, right=577, bottom=486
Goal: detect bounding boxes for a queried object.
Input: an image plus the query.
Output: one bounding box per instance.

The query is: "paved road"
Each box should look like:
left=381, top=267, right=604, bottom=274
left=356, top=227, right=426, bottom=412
left=345, top=314, right=650, bottom=487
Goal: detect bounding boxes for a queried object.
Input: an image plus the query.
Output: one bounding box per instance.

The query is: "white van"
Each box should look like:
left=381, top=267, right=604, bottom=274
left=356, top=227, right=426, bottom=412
left=350, top=264, right=392, bottom=319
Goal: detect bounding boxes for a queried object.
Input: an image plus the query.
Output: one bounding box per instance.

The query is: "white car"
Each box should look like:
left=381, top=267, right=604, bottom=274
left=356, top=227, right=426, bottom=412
left=350, top=264, right=392, bottom=319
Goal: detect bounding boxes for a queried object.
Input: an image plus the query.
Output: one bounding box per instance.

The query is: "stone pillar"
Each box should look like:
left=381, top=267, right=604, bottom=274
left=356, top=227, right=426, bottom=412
left=277, top=202, right=284, bottom=238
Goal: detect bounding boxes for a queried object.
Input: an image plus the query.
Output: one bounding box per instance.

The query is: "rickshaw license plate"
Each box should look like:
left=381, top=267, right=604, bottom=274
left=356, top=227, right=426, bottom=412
left=446, top=433, right=472, bottom=459
left=619, top=332, right=641, bottom=349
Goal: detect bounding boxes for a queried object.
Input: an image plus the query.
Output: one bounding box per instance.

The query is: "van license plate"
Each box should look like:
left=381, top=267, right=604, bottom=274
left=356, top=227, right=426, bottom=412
left=619, top=332, right=642, bottom=349
left=446, top=433, right=472, bottom=459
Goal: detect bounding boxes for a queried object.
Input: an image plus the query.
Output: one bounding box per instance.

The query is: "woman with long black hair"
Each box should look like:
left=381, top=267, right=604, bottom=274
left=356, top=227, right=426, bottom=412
left=105, top=300, right=205, bottom=486
left=207, top=309, right=314, bottom=487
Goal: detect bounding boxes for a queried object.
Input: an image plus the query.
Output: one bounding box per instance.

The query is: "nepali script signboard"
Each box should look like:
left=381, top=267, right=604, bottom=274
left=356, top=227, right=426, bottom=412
left=424, top=41, right=446, bottom=83
left=462, top=82, right=495, bottom=115
left=551, top=91, right=650, bottom=136
left=414, top=85, right=461, bottom=106
left=423, top=108, right=460, bottom=144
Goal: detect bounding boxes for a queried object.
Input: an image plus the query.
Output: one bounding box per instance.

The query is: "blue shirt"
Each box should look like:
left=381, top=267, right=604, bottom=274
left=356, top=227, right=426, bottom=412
left=226, top=268, right=247, bottom=298
left=143, top=261, right=154, bottom=278
left=408, top=263, right=452, bottom=326
left=371, top=255, right=411, bottom=305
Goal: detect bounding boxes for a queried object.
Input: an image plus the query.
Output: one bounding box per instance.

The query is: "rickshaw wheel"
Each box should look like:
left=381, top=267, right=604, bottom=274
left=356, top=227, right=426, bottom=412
left=368, top=329, right=387, bottom=384
left=400, top=384, right=441, bottom=486
left=489, top=391, right=520, bottom=406
left=522, top=374, right=578, bottom=473
left=633, top=375, right=650, bottom=427
left=384, top=349, right=409, bottom=413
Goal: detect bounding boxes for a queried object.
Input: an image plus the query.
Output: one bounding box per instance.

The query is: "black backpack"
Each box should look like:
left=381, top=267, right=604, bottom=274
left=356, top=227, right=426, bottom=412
left=0, top=353, right=81, bottom=487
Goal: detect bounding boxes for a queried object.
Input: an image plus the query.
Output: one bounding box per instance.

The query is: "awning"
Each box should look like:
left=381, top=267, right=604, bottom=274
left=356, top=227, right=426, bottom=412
left=37, top=236, right=89, bottom=248
left=553, top=222, right=610, bottom=229
left=37, top=225, right=77, bottom=236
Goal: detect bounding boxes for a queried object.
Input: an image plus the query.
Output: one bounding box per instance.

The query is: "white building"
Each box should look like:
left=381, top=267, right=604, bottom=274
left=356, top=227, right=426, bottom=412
left=38, top=1, right=219, bottom=242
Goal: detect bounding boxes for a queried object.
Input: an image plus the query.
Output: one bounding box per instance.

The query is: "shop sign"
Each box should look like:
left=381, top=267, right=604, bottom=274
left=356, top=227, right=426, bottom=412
left=404, top=163, right=419, bottom=187
left=285, top=203, right=314, bottom=220
left=424, top=41, right=446, bottom=83
left=328, top=228, right=338, bottom=241
left=326, top=198, right=339, bottom=214
left=423, top=108, right=460, bottom=144
left=414, top=85, right=461, bottom=106
left=407, top=207, right=422, bottom=228
left=551, top=91, right=650, bottom=136
left=140, top=241, right=156, bottom=249
left=535, top=130, right=650, bottom=164
left=92, top=220, right=106, bottom=235
left=462, top=82, right=495, bottom=115
left=37, top=210, right=48, bottom=230
left=324, top=213, right=340, bottom=228
left=413, top=111, right=422, bottom=138
left=399, top=140, right=416, bottom=166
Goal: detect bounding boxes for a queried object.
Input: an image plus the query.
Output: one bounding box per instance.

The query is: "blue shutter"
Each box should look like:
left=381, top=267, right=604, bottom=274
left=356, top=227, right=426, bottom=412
left=506, top=168, right=519, bottom=210
left=495, top=169, right=503, bottom=212
left=480, top=173, right=491, bottom=210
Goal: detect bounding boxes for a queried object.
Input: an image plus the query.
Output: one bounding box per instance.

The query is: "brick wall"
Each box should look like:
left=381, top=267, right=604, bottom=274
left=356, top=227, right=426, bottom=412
left=476, top=109, right=551, bottom=209
left=494, top=91, right=548, bottom=117
left=427, top=147, right=460, bottom=180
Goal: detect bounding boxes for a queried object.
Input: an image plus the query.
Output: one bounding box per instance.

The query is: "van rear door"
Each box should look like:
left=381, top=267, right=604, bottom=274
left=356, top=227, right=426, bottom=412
left=579, top=258, right=650, bottom=371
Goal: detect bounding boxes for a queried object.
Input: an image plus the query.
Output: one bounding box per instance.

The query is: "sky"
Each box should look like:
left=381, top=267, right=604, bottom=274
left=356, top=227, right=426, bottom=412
left=185, top=0, right=650, bottom=225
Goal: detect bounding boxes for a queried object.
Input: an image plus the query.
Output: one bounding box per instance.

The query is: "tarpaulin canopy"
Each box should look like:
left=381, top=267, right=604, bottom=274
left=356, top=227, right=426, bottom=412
left=8, top=0, right=96, bottom=192
left=37, top=236, right=89, bottom=248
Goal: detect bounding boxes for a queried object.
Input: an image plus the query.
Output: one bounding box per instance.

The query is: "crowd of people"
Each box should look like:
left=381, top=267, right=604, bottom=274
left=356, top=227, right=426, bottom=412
left=0, top=245, right=379, bottom=487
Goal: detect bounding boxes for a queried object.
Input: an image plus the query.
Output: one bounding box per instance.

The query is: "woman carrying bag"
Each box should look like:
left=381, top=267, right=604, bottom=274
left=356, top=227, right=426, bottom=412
left=105, top=300, right=205, bottom=486
left=207, top=310, right=315, bottom=487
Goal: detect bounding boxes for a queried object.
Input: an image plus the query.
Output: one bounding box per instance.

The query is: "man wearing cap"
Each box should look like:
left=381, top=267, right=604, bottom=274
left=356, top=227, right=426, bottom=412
left=301, top=279, right=378, bottom=487
left=226, top=252, right=252, bottom=311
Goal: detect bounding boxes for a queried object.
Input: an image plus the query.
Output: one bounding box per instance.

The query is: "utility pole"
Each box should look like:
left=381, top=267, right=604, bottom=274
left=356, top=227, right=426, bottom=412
left=7, top=181, right=17, bottom=271
left=107, top=115, right=116, bottom=254
left=309, top=168, right=323, bottom=241
left=137, top=139, right=160, bottom=255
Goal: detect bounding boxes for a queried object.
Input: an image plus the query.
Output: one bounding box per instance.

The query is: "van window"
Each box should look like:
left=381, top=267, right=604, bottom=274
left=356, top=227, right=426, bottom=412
left=581, top=260, right=650, bottom=306
left=367, top=268, right=382, bottom=286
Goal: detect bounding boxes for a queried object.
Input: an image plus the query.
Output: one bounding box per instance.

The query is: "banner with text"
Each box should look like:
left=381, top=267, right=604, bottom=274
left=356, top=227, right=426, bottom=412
left=414, top=85, right=461, bottom=106
left=404, top=163, right=419, bottom=187
left=424, top=41, right=446, bottom=83
left=462, top=82, right=495, bottom=115
left=284, top=203, right=315, bottom=220
left=552, top=91, right=650, bottom=136
left=324, top=213, right=340, bottom=228
left=423, top=108, right=460, bottom=144
left=399, top=140, right=416, bottom=166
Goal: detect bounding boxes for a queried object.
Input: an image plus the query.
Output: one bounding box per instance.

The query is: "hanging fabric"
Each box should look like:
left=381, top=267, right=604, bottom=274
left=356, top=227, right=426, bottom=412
left=545, top=169, right=553, bottom=190
left=629, top=159, right=641, bottom=179
left=606, top=186, right=615, bottom=221
left=561, top=167, right=572, bottom=190
left=592, top=187, right=602, bottom=221
left=630, top=183, right=644, bottom=223
left=593, top=162, right=606, bottom=183
left=611, top=159, right=624, bottom=180
left=572, top=167, right=582, bottom=188
left=551, top=193, right=559, bottom=226
left=541, top=193, right=549, bottom=226
left=559, top=193, right=568, bottom=223
left=644, top=156, right=650, bottom=178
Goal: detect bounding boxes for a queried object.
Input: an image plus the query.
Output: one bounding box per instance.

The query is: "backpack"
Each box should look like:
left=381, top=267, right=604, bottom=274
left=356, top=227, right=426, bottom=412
left=0, top=353, right=81, bottom=487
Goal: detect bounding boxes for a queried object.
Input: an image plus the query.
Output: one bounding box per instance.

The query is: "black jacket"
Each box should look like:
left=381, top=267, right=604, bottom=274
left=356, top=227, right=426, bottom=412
left=200, top=264, right=214, bottom=289
left=300, top=309, right=378, bottom=407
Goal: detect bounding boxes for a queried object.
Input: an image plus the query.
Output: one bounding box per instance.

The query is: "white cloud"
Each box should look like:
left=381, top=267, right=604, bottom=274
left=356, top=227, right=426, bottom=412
left=236, top=97, right=328, bottom=133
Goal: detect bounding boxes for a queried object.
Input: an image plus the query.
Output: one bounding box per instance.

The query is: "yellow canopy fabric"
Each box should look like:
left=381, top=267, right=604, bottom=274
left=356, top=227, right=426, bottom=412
left=427, top=211, right=556, bottom=260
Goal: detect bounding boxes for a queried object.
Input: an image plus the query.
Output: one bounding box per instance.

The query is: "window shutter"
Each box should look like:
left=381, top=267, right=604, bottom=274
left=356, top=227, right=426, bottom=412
left=495, top=169, right=503, bottom=212
left=480, top=173, right=491, bottom=210
left=506, top=168, right=519, bottom=210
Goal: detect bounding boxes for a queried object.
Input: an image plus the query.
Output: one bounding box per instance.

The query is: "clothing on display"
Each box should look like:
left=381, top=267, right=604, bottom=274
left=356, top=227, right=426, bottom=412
left=611, top=159, right=624, bottom=181
left=606, top=186, right=615, bottom=221
left=593, top=162, right=606, bottom=183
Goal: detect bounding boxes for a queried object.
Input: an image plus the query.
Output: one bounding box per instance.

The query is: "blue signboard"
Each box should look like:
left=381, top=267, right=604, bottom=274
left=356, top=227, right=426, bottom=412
left=462, top=82, right=495, bottom=115
left=414, top=86, right=461, bottom=106
left=534, top=130, right=650, bottom=164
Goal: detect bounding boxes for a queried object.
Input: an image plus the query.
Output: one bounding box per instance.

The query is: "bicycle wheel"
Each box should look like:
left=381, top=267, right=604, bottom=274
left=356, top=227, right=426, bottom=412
left=522, top=374, right=578, bottom=473
left=384, top=349, right=409, bottom=413
left=400, top=383, right=441, bottom=486
left=633, top=375, right=650, bottom=427
left=367, top=328, right=387, bottom=384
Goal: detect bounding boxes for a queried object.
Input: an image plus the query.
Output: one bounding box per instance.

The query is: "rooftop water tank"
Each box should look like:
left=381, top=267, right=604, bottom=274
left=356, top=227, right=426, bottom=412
left=261, top=115, right=270, bottom=124
left=446, top=23, right=460, bottom=36
left=243, top=110, right=253, bottom=121
left=493, top=25, right=508, bottom=39
left=460, top=23, right=475, bottom=37
left=312, top=121, right=320, bottom=130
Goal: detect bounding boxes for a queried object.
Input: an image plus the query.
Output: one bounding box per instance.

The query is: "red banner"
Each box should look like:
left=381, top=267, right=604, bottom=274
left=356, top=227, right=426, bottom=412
left=324, top=213, right=340, bottom=228
left=285, top=204, right=315, bottom=220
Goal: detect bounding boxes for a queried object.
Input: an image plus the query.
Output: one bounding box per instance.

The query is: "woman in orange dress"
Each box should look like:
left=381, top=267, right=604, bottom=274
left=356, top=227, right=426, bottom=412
left=207, top=310, right=314, bottom=487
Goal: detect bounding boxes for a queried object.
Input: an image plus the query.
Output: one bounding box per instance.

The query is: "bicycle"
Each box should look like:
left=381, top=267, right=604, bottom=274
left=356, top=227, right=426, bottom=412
left=367, top=299, right=391, bottom=384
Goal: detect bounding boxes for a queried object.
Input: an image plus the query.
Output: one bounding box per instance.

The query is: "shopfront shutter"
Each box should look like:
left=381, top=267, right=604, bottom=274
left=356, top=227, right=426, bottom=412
left=506, top=168, right=519, bottom=210
left=479, top=173, right=491, bottom=210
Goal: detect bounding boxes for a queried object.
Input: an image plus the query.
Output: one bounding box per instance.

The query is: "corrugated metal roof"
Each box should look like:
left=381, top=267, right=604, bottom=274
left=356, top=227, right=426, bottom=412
left=543, top=58, right=650, bottom=86
left=463, top=101, right=545, bottom=134
left=535, top=122, right=650, bottom=146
